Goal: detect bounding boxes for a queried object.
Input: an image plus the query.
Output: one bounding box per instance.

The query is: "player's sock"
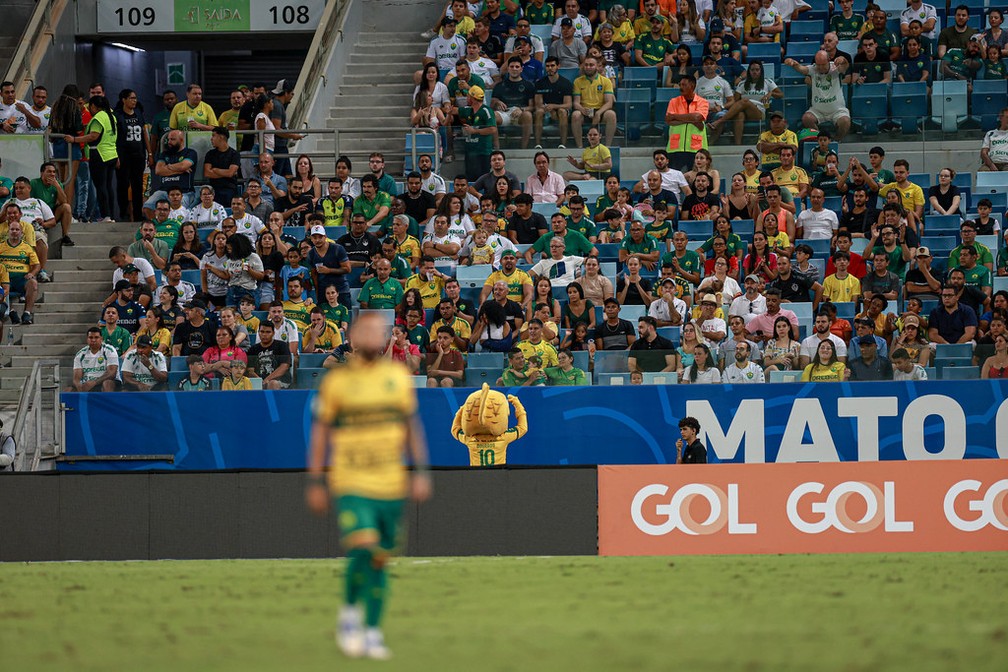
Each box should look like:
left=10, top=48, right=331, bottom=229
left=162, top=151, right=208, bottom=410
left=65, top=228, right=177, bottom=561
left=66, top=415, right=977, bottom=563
left=345, top=548, right=371, bottom=606
left=364, top=560, right=388, bottom=628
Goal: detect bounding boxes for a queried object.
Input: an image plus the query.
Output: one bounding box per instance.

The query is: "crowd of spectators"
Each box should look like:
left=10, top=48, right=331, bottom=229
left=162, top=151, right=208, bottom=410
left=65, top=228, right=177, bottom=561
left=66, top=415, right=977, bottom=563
left=1, top=0, right=1007, bottom=391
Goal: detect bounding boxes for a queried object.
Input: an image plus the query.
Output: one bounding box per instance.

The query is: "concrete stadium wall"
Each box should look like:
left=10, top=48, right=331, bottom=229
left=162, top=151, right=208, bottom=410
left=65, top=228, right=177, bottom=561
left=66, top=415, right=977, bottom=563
left=0, top=469, right=598, bottom=561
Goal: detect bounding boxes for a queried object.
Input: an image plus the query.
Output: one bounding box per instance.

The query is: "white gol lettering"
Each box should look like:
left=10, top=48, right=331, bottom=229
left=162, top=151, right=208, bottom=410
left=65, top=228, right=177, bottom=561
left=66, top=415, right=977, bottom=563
left=943, top=479, right=1008, bottom=532
left=630, top=483, right=756, bottom=536
left=787, top=481, right=914, bottom=534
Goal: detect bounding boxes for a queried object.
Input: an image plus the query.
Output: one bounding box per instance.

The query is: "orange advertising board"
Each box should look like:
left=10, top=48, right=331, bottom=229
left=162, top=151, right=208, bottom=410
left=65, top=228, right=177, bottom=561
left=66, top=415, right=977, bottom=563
left=598, top=460, right=1008, bottom=556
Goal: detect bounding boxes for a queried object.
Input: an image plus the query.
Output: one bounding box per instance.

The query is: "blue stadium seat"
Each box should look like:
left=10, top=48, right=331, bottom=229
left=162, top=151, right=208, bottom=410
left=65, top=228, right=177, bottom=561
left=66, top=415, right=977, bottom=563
left=530, top=24, right=552, bottom=43
left=596, top=243, right=621, bottom=262
left=594, top=351, right=629, bottom=380
left=456, top=265, right=491, bottom=289
left=464, top=367, right=501, bottom=387
left=619, top=305, right=646, bottom=325
left=976, top=171, right=1008, bottom=194
left=931, top=80, right=969, bottom=133
left=935, top=343, right=973, bottom=359
left=597, top=373, right=632, bottom=385
left=733, top=219, right=755, bottom=237
left=747, top=43, right=782, bottom=62
left=294, top=368, right=326, bottom=389
left=656, top=326, right=681, bottom=346
left=404, top=133, right=438, bottom=172
left=833, top=302, right=857, bottom=319
left=768, top=370, right=802, bottom=382
left=623, top=66, right=659, bottom=90
left=298, top=353, right=329, bottom=368
left=788, top=20, right=824, bottom=42
left=924, top=214, right=962, bottom=234
left=616, top=87, right=654, bottom=140
left=941, top=365, right=980, bottom=380
left=994, top=276, right=1008, bottom=293
left=891, top=81, right=928, bottom=135
left=970, top=79, right=1007, bottom=129
left=468, top=352, right=506, bottom=368
left=532, top=202, right=557, bottom=218
left=804, top=0, right=829, bottom=21
left=795, top=238, right=831, bottom=258
left=679, top=219, right=713, bottom=237
left=642, top=371, right=679, bottom=385
left=654, top=88, right=678, bottom=130
left=850, top=82, right=889, bottom=134
left=780, top=84, right=809, bottom=127
left=558, top=67, right=580, bottom=83
left=920, top=236, right=957, bottom=256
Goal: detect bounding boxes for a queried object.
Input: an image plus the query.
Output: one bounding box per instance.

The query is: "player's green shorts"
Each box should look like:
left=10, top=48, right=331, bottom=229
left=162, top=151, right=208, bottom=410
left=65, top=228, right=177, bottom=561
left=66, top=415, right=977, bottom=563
left=335, top=495, right=405, bottom=551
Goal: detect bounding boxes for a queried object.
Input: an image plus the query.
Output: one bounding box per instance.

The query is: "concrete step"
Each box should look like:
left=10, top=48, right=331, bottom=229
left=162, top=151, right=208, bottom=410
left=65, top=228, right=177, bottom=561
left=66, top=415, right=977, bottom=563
left=342, top=71, right=417, bottom=84
left=352, top=44, right=427, bottom=55
left=47, top=258, right=119, bottom=271
left=11, top=339, right=82, bottom=355
left=10, top=355, right=73, bottom=368
left=338, top=82, right=417, bottom=94
left=0, top=388, right=24, bottom=403
left=28, top=290, right=99, bottom=303
left=329, top=92, right=415, bottom=107
left=21, top=333, right=97, bottom=347
left=347, top=54, right=423, bottom=66
left=61, top=245, right=123, bottom=260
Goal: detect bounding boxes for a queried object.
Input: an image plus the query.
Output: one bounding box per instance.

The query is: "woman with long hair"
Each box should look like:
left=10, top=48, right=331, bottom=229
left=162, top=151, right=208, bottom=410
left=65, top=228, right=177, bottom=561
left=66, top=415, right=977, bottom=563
left=530, top=276, right=561, bottom=321
left=256, top=230, right=286, bottom=308
left=740, top=149, right=761, bottom=193
left=685, top=149, right=721, bottom=194
left=292, top=154, right=322, bottom=204
left=252, top=94, right=275, bottom=156
left=710, top=59, right=781, bottom=145
left=682, top=343, right=721, bottom=383
left=559, top=321, right=593, bottom=351
left=413, top=62, right=451, bottom=156
left=675, top=322, right=706, bottom=373
left=219, top=306, right=250, bottom=351
left=113, top=88, right=150, bottom=221
left=663, top=44, right=697, bottom=87
left=801, top=339, right=846, bottom=381
left=763, top=315, right=800, bottom=372
left=743, top=230, right=778, bottom=282
left=49, top=84, right=84, bottom=207
left=579, top=255, right=615, bottom=306
left=891, top=315, right=931, bottom=366
left=396, top=288, right=427, bottom=326
left=724, top=172, right=758, bottom=219
left=170, top=222, right=205, bottom=270
left=201, top=229, right=230, bottom=309
left=676, top=0, right=706, bottom=43
left=66, top=95, right=118, bottom=221
left=928, top=167, right=962, bottom=217
left=224, top=233, right=265, bottom=307
left=155, top=285, right=183, bottom=330
left=470, top=298, right=513, bottom=352
left=699, top=256, right=743, bottom=299
left=489, top=175, right=515, bottom=214
left=432, top=192, right=474, bottom=237
left=981, top=333, right=1008, bottom=379
left=700, top=215, right=745, bottom=261
left=132, top=309, right=172, bottom=354
left=716, top=0, right=744, bottom=39
left=562, top=282, right=596, bottom=330
left=335, top=155, right=361, bottom=198
left=201, top=325, right=248, bottom=379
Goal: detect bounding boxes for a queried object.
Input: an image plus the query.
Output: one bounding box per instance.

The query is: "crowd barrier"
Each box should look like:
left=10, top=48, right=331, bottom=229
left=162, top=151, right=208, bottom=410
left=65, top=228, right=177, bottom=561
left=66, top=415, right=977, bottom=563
left=60, top=380, right=1008, bottom=471
left=599, top=460, right=1008, bottom=556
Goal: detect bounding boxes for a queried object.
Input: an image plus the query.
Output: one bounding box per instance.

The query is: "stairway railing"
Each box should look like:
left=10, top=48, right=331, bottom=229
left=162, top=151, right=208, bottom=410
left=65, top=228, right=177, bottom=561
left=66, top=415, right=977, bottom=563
left=3, top=0, right=69, bottom=96
left=287, top=0, right=352, bottom=132
left=12, top=359, right=63, bottom=472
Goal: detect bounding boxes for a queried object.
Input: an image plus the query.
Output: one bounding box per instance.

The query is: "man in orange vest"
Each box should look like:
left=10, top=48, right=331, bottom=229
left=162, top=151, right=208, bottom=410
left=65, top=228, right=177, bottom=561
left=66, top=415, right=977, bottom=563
left=664, top=73, right=709, bottom=171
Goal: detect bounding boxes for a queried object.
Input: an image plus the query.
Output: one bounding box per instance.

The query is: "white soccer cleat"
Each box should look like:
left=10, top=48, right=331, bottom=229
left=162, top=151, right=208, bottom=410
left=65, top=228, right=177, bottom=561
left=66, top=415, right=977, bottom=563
left=336, top=605, right=365, bottom=658
left=364, top=628, right=392, bottom=660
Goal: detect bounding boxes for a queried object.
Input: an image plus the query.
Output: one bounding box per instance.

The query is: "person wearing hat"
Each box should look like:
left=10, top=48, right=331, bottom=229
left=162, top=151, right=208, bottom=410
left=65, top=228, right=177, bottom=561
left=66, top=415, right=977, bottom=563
left=549, top=16, right=588, bottom=68
left=121, top=334, right=168, bottom=391
left=695, top=293, right=727, bottom=344
left=696, top=55, right=733, bottom=133
left=171, top=297, right=216, bottom=357
left=513, top=36, right=545, bottom=82
left=168, top=83, right=217, bottom=132
left=268, top=78, right=302, bottom=177
left=103, top=279, right=146, bottom=334
left=728, top=273, right=767, bottom=326
left=503, top=17, right=546, bottom=62
left=635, top=14, right=675, bottom=67
left=458, top=83, right=499, bottom=178
left=903, top=245, right=942, bottom=301
left=846, top=333, right=894, bottom=381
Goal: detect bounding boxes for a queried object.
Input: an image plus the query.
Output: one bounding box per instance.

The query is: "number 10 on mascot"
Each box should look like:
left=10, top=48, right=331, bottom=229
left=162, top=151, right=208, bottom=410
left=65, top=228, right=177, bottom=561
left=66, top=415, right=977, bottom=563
left=451, top=384, right=528, bottom=466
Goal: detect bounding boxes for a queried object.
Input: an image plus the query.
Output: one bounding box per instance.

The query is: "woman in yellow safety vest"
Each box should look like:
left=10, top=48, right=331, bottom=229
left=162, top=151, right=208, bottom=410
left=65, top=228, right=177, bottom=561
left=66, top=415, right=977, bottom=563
left=67, top=95, right=118, bottom=222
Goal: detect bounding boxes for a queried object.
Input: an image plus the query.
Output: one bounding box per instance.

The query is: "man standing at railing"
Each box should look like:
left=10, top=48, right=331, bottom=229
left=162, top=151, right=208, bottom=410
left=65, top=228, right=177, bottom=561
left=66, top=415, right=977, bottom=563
left=168, top=84, right=217, bottom=132
left=270, top=79, right=303, bottom=178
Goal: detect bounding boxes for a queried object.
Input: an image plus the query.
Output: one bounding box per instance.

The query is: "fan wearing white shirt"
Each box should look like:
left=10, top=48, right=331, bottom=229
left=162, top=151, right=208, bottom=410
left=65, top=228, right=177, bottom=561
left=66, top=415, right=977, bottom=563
left=721, top=341, right=766, bottom=383
left=728, top=274, right=768, bottom=325
left=529, top=236, right=586, bottom=289
left=648, top=277, right=688, bottom=326
left=225, top=197, right=266, bottom=245
left=189, top=186, right=227, bottom=227
left=421, top=213, right=462, bottom=269
left=795, top=188, right=839, bottom=240
left=635, top=150, right=691, bottom=201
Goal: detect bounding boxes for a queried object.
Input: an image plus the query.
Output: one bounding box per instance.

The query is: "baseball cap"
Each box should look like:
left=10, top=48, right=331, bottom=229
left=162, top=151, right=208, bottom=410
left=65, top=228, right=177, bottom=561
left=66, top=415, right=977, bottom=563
left=186, top=298, right=207, bottom=310
left=515, top=35, right=531, bottom=45
left=441, top=15, right=457, bottom=26
left=710, top=17, right=725, bottom=32
left=560, top=17, right=574, bottom=26
left=661, top=277, right=676, bottom=287
left=136, top=335, right=153, bottom=347
left=114, top=279, right=131, bottom=291
left=650, top=14, right=665, bottom=23
left=903, top=314, right=920, bottom=328
left=916, top=246, right=931, bottom=257
left=744, top=274, right=762, bottom=283
left=700, top=293, right=718, bottom=305
left=310, top=224, right=327, bottom=236
left=468, top=85, right=485, bottom=100
left=858, top=335, right=877, bottom=346
left=702, top=54, right=717, bottom=63
left=123, top=263, right=139, bottom=274
left=271, top=79, right=293, bottom=95
left=854, top=316, right=874, bottom=327
left=770, top=110, right=784, bottom=119
left=501, top=249, right=517, bottom=258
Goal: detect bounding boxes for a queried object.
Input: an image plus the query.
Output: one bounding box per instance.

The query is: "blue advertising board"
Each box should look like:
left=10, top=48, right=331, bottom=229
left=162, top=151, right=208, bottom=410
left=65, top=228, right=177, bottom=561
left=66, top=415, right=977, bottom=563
left=60, top=380, right=1008, bottom=471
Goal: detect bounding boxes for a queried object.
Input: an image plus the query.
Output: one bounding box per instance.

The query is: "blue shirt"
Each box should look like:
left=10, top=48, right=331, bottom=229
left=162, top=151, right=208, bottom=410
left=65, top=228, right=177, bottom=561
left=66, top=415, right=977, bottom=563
left=929, top=303, right=978, bottom=344
left=307, top=241, right=351, bottom=295
left=522, top=58, right=545, bottom=83
left=254, top=171, right=287, bottom=208
left=848, top=334, right=888, bottom=361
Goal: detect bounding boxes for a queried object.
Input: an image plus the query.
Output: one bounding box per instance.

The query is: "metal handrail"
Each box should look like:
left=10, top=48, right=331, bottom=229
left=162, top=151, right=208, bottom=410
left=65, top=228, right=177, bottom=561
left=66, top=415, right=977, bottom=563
left=288, top=0, right=350, bottom=131
left=11, top=358, right=62, bottom=471
left=3, top=0, right=69, bottom=97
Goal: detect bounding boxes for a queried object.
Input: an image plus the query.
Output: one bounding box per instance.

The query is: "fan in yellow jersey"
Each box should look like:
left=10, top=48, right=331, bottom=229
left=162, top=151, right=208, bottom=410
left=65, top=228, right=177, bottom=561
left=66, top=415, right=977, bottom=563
left=451, top=383, right=528, bottom=466
left=306, top=312, right=432, bottom=660
left=281, top=276, right=315, bottom=329
left=168, top=84, right=217, bottom=131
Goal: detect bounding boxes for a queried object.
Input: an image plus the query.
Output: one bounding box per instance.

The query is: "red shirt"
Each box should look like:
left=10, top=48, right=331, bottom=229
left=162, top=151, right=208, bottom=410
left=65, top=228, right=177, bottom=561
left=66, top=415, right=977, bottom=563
left=826, top=250, right=867, bottom=279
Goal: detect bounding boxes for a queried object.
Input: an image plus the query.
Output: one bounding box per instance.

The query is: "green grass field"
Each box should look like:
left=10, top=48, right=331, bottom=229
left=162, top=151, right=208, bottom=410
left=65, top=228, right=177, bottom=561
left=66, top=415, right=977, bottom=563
left=2, top=554, right=1006, bottom=671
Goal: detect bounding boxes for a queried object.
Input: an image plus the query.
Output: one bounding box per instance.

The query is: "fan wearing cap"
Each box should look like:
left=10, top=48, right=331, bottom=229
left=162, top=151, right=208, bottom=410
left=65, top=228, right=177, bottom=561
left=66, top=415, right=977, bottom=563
left=549, top=16, right=589, bottom=68
left=103, top=280, right=146, bottom=334
left=168, top=83, right=217, bottom=132
left=269, top=79, right=303, bottom=177
left=696, top=55, right=733, bottom=127
left=458, top=84, right=499, bottom=179
left=694, top=293, right=727, bottom=344
left=903, top=245, right=942, bottom=301
left=504, top=18, right=546, bottom=63
left=846, top=333, right=894, bottom=381
left=120, top=334, right=168, bottom=391
left=172, top=298, right=216, bottom=357
left=635, top=14, right=676, bottom=66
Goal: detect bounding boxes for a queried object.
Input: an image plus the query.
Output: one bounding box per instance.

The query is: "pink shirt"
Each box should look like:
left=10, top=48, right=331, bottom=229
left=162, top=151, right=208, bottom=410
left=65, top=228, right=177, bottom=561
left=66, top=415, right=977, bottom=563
left=746, top=308, right=799, bottom=342
left=202, top=346, right=248, bottom=378
left=525, top=170, right=567, bottom=204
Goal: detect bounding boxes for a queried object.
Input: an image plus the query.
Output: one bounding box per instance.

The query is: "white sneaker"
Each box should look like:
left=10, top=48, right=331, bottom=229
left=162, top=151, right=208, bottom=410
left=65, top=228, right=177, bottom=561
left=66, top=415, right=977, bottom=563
left=336, top=605, right=365, bottom=658
left=364, top=628, right=392, bottom=660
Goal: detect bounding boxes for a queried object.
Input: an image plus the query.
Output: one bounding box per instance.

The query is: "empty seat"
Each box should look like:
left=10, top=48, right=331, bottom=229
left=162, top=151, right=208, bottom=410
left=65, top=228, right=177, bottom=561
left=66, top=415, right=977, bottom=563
left=622, top=66, right=660, bottom=91
left=924, top=214, right=962, bottom=233
left=941, top=366, right=980, bottom=380
left=642, top=372, right=679, bottom=385
left=851, top=82, right=889, bottom=134
left=930, top=80, right=969, bottom=133
left=935, top=343, right=974, bottom=359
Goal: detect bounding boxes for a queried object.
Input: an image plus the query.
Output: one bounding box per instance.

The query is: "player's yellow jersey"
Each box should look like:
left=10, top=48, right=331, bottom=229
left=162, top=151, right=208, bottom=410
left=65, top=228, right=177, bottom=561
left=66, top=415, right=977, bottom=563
left=451, top=399, right=528, bottom=466
left=314, top=358, right=417, bottom=499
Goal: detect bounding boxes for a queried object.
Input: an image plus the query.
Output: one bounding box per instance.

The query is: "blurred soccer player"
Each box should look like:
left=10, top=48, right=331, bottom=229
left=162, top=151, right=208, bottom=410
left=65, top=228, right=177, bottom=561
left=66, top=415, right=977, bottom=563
left=306, top=312, right=433, bottom=659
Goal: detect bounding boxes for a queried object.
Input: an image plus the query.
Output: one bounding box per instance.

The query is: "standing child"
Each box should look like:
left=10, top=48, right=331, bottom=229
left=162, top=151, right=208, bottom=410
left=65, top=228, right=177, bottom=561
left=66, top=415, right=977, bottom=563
left=280, top=246, right=312, bottom=301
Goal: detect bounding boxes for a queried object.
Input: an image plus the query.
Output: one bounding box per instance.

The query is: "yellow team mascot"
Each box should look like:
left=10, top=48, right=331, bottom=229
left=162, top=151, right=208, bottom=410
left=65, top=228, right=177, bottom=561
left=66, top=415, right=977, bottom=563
left=451, top=383, right=528, bottom=467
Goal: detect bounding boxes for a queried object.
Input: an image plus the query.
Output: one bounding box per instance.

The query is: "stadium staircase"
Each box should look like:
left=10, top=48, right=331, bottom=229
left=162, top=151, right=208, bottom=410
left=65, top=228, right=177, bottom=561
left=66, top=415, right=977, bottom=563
left=0, top=225, right=135, bottom=405
left=0, top=0, right=36, bottom=73
left=316, top=0, right=442, bottom=176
